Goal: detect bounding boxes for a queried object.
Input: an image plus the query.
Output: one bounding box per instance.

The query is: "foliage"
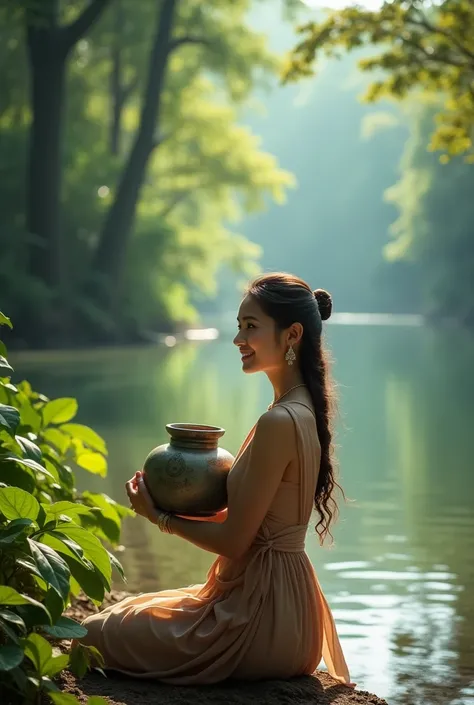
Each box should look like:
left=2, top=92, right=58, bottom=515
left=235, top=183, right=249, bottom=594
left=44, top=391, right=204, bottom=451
left=0, top=311, right=131, bottom=703
left=0, top=0, right=294, bottom=347
left=284, top=0, right=474, bottom=161
left=384, top=103, right=474, bottom=324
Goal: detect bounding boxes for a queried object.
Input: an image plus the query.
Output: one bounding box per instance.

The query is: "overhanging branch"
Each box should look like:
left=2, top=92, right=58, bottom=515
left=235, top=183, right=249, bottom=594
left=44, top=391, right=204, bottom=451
left=168, top=35, right=211, bottom=52
left=62, top=0, right=113, bottom=51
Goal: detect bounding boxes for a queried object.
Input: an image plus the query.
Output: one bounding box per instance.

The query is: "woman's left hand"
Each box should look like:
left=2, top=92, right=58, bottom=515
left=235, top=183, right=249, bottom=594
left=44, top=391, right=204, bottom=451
left=125, top=471, right=159, bottom=523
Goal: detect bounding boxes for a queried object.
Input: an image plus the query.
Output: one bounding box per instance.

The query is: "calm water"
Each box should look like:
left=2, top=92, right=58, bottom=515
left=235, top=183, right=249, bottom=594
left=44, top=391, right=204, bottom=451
left=11, top=323, right=474, bottom=705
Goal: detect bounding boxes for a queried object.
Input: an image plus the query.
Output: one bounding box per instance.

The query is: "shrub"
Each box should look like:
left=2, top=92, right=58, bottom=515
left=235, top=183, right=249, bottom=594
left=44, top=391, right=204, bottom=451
left=0, top=310, right=132, bottom=704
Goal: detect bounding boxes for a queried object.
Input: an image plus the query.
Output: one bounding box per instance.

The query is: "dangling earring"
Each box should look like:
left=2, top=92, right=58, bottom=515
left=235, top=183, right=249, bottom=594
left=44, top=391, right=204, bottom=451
left=285, top=345, right=296, bottom=366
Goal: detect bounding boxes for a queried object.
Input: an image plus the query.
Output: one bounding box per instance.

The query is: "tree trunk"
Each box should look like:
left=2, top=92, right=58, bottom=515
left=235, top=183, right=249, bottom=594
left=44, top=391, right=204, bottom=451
left=94, top=0, right=179, bottom=303
left=26, top=39, right=66, bottom=289
left=24, top=0, right=112, bottom=290
left=110, top=0, right=124, bottom=156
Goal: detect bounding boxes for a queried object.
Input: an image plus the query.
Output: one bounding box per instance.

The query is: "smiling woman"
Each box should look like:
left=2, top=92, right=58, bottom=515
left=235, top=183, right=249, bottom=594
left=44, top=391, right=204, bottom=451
left=77, top=272, right=354, bottom=689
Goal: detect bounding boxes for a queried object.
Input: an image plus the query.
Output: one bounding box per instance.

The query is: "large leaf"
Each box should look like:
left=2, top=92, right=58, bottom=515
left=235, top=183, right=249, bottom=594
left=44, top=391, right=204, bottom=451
left=28, top=539, right=70, bottom=601
left=22, top=632, right=53, bottom=677
left=40, top=531, right=89, bottom=564
left=43, top=501, right=93, bottom=522
left=0, top=356, right=13, bottom=375
left=107, top=549, right=126, bottom=582
left=0, top=518, right=33, bottom=544
left=49, top=692, right=83, bottom=705
left=42, top=398, right=78, bottom=426
left=0, top=645, right=23, bottom=671
left=43, top=428, right=71, bottom=455
left=15, top=435, right=43, bottom=463
left=61, top=424, right=107, bottom=455
left=0, top=312, right=12, bottom=329
left=0, top=404, right=20, bottom=435
left=43, top=616, right=88, bottom=640
left=76, top=452, right=107, bottom=477
left=0, top=587, right=51, bottom=624
left=2, top=454, right=55, bottom=484
left=0, top=486, right=39, bottom=520
left=59, top=554, right=105, bottom=604
left=0, top=609, right=26, bottom=632
left=0, top=460, right=36, bottom=493
left=57, top=524, right=111, bottom=588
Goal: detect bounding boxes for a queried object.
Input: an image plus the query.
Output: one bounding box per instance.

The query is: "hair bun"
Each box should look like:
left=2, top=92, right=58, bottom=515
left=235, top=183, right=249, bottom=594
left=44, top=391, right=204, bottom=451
left=313, top=288, right=332, bottom=321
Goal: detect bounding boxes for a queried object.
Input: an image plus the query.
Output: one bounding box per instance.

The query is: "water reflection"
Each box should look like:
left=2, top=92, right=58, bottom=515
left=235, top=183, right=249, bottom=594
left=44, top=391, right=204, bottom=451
left=11, top=323, right=474, bottom=705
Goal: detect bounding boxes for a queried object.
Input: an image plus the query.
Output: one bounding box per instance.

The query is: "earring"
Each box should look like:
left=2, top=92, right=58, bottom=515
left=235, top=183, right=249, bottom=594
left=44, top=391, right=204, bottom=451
left=285, top=345, right=296, bottom=366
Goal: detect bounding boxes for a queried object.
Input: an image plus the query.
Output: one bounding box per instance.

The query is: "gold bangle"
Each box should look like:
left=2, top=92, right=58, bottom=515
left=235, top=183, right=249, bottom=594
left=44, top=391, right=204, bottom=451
left=155, top=510, right=173, bottom=534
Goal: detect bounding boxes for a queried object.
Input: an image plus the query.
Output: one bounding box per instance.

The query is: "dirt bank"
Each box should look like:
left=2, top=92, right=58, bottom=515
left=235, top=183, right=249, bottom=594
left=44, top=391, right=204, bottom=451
left=61, top=592, right=388, bottom=705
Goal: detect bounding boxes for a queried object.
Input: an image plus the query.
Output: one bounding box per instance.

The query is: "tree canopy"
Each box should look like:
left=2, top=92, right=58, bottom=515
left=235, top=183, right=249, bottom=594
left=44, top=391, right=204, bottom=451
left=0, top=0, right=293, bottom=346
left=285, top=0, right=474, bottom=161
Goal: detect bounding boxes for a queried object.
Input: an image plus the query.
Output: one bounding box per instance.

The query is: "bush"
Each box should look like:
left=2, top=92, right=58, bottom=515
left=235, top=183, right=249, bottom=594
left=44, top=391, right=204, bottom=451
left=0, top=310, right=132, bottom=704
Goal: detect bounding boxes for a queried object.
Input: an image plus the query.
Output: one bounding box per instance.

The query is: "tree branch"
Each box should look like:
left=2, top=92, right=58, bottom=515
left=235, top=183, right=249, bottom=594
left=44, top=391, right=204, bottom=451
left=62, top=0, right=113, bottom=51
left=168, top=35, right=210, bottom=52
left=408, top=7, right=474, bottom=65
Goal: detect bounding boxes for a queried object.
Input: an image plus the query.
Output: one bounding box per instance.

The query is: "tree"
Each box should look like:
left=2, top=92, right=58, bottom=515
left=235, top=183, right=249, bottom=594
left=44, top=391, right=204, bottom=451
left=22, top=0, right=112, bottom=289
left=384, top=103, right=474, bottom=324
left=284, top=0, right=474, bottom=161
left=0, top=0, right=293, bottom=346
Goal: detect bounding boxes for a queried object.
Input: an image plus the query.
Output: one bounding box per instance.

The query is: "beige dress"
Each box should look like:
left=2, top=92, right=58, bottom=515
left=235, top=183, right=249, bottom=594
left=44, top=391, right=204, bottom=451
left=80, top=401, right=350, bottom=685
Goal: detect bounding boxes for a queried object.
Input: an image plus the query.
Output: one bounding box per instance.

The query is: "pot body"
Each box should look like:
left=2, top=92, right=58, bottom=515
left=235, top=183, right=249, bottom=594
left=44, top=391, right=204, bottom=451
left=143, top=423, right=234, bottom=516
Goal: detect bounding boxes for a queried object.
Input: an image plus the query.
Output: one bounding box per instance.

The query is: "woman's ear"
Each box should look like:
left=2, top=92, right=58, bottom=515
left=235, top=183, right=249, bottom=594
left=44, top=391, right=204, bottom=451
left=287, top=322, right=303, bottom=347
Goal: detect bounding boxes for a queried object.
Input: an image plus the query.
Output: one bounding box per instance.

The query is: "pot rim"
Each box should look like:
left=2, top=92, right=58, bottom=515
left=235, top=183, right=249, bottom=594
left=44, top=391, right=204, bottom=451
left=166, top=423, right=225, bottom=439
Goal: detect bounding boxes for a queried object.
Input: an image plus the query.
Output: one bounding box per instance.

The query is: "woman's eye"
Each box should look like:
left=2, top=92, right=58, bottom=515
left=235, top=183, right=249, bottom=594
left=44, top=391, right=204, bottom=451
left=247, top=323, right=255, bottom=329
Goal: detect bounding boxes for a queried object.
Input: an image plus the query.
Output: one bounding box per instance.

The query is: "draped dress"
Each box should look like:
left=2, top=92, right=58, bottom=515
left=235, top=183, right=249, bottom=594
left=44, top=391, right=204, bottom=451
left=79, top=401, right=350, bottom=685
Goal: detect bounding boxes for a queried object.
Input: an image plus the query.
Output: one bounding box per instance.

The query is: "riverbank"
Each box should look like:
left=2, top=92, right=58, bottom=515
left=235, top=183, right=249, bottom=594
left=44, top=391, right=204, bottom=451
left=61, top=592, right=388, bottom=705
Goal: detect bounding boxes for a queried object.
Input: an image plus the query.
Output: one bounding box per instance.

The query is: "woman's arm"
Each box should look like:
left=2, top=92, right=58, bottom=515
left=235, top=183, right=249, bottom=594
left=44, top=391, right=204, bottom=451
left=166, top=406, right=296, bottom=559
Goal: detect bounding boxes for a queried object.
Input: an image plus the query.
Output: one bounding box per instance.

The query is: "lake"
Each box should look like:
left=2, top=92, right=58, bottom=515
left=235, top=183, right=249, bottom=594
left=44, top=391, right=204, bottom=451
left=11, top=321, right=474, bottom=705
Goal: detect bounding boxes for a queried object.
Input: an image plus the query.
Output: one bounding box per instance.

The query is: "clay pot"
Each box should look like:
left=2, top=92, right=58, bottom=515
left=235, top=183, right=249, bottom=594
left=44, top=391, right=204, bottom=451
left=142, top=423, right=234, bottom=516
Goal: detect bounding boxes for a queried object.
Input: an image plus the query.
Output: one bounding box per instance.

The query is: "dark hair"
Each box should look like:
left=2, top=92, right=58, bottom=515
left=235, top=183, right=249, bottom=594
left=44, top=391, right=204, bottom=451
left=246, top=272, right=343, bottom=544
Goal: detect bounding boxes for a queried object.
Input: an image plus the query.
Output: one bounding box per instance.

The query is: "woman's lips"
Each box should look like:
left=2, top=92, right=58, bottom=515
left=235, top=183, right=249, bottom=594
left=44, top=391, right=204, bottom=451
left=241, top=351, right=255, bottom=361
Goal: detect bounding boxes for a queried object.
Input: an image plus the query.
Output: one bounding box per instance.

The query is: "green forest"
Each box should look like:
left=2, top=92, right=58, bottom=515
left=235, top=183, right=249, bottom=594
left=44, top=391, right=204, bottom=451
left=1, top=0, right=473, bottom=349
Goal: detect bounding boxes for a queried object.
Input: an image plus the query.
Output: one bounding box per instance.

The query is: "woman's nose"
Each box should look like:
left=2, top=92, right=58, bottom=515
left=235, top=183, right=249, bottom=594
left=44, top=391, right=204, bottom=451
left=233, top=330, right=244, bottom=346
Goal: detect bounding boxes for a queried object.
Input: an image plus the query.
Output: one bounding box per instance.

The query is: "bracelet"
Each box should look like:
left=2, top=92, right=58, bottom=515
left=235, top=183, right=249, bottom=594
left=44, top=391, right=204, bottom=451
left=155, top=509, right=174, bottom=534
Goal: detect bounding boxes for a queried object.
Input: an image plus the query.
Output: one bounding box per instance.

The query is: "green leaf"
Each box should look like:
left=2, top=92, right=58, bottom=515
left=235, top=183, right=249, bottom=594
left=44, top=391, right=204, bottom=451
left=0, top=356, right=13, bottom=375
left=23, top=632, right=53, bottom=676
left=0, top=518, right=34, bottom=544
left=107, top=549, right=126, bottom=582
left=88, top=698, right=109, bottom=705
left=68, top=643, right=89, bottom=679
left=0, top=615, right=21, bottom=643
left=58, top=554, right=105, bottom=604
left=43, top=587, right=65, bottom=625
left=61, top=424, right=107, bottom=455
left=49, top=691, right=83, bottom=705
left=0, top=460, right=36, bottom=493
left=43, top=616, right=88, bottom=640
left=0, top=312, right=12, bottom=329
left=0, top=645, right=24, bottom=671
left=0, top=609, right=26, bottom=631
left=14, top=600, right=52, bottom=628
left=43, top=501, right=93, bottom=522
left=0, top=486, right=40, bottom=520
left=15, top=435, right=43, bottom=463
left=4, top=454, right=55, bottom=480
left=44, top=653, right=70, bottom=678
left=42, top=398, right=78, bottom=426
left=40, top=531, right=89, bottom=564
left=57, top=524, right=111, bottom=588
left=43, top=428, right=71, bottom=455
left=0, top=404, right=20, bottom=435
left=76, top=452, right=107, bottom=477
left=27, top=539, right=70, bottom=601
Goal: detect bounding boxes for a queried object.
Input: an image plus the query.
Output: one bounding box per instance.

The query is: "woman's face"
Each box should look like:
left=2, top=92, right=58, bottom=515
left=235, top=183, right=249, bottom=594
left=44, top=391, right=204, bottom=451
left=233, top=295, right=286, bottom=374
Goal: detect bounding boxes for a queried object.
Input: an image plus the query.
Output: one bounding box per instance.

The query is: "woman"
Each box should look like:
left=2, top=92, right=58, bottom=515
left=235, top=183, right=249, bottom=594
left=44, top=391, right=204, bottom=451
left=79, top=272, right=352, bottom=687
